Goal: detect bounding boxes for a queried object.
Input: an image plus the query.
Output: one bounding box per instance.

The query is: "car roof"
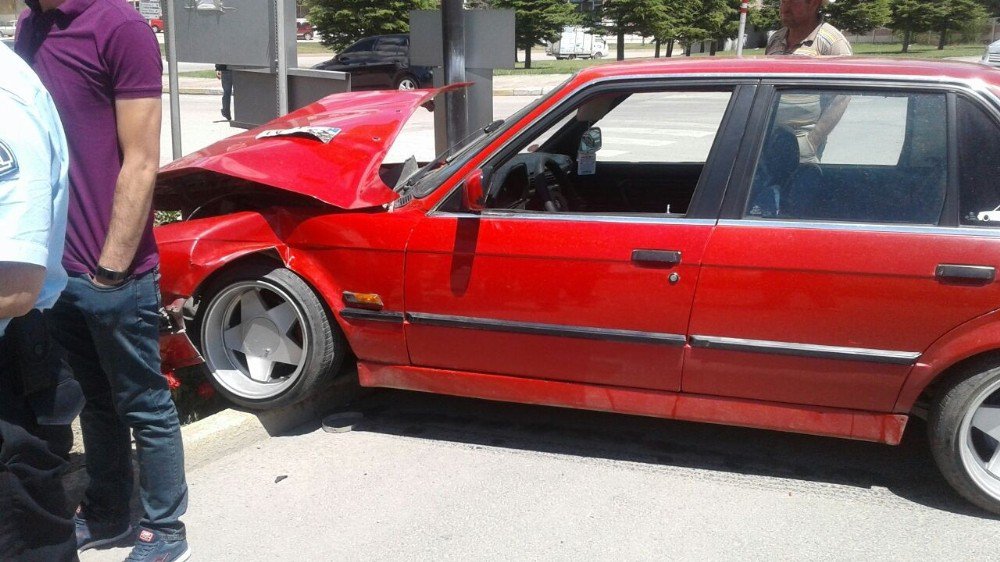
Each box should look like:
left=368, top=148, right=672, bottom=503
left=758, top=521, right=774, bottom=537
left=573, top=56, right=1000, bottom=92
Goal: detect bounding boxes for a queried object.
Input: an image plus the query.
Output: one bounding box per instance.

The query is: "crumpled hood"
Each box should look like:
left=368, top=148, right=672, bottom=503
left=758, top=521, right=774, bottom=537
left=157, top=86, right=458, bottom=210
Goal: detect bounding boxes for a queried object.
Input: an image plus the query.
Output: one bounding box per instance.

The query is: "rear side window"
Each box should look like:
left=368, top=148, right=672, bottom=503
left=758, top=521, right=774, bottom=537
left=958, top=97, right=1000, bottom=226
left=343, top=38, right=376, bottom=53
left=377, top=36, right=408, bottom=52
left=744, top=89, right=947, bottom=224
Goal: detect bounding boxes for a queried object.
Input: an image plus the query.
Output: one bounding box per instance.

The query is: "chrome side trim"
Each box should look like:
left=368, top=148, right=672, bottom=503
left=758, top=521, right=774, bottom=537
left=428, top=210, right=717, bottom=226
left=340, top=308, right=405, bottom=323
left=689, top=335, right=920, bottom=365
left=408, top=312, right=687, bottom=345
left=718, top=218, right=1000, bottom=238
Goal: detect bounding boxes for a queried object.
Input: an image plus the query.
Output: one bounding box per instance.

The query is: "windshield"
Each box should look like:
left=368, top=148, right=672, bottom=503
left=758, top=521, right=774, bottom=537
left=409, top=75, right=575, bottom=199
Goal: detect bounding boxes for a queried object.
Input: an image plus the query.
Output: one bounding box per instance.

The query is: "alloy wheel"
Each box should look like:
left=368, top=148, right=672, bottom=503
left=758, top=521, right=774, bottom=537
left=201, top=280, right=310, bottom=401
left=959, top=377, right=1000, bottom=500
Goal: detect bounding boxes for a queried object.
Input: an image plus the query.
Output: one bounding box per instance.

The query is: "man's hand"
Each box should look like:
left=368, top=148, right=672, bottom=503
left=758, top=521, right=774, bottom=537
left=0, top=262, right=45, bottom=318
left=98, top=97, right=161, bottom=274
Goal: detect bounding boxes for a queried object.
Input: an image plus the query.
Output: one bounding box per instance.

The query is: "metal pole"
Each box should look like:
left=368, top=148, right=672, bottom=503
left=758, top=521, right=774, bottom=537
left=736, top=1, right=748, bottom=57
left=441, top=0, right=468, bottom=147
left=164, top=0, right=181, bottom=159
left=275, top=0, right=289, bottom=116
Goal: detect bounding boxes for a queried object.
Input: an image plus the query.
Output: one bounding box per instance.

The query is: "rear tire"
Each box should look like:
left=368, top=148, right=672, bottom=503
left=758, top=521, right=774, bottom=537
left=395, top=74, right=419, bottom=90
left=195, top=263, right=347, bottom=410
left=928, top=362, right=1000, bottom=514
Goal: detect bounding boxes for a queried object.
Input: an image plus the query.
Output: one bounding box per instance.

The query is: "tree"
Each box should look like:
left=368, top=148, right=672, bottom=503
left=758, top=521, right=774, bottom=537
left=691, top=0, right=738, bottom=55
left=493, top=0, right=579, bottom=68
left=651, top=0, right=701, bottom=57
left=594, top=0, right=669, bottom=60
left=890, top=0, right=934, bottom=53
left=749, top=0, right=780, bottom=33
left=827, top=0, right=891, bottom=34
left=927, top=0, right=989, bottom=49
left=306, top=0, right=437, bottom=52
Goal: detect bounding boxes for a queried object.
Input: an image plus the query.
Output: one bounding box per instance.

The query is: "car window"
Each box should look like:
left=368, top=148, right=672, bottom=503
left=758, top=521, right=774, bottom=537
left=377, top=36, right=408, bottom=52
left=596, top=91, right=731, bottom=164
left=485, top=87, right=734, bottom=216
left=958, top=97, right=1000, bottom=226
left=343, top=38, right=376, bottom=54
left=744, top=89, right=947, bottom=225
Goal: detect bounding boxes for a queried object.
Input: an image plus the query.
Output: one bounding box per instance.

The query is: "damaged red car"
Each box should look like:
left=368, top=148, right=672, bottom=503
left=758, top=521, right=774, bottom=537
left=155, top=57, right=1000, bottom=513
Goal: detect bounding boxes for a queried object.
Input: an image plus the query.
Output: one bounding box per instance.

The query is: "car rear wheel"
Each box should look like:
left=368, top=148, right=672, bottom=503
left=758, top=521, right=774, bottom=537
left=929, top=362, right=1000, bottom=514
left=396, top=74, right=419, bottom=90
left=305, top=32, right=314, bottom=41
left=197, top=264, right=346, bottom=410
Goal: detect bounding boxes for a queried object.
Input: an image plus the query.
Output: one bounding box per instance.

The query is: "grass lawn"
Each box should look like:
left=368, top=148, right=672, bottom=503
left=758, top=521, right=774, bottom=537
left=297, top=41, right=334, bottom=55
left=179, top=70, right=220, bottom=79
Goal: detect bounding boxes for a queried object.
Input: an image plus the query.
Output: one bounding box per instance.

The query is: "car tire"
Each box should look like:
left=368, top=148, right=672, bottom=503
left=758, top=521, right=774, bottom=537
left=396, top=74, right=419, bottom=90
left=928, top=361, right=1000, bottom=514
left=195, top=263, right=347, bottom=410
left=152, top=25, right=161, bottom=33
left=306, top=32, right=314, bottom=41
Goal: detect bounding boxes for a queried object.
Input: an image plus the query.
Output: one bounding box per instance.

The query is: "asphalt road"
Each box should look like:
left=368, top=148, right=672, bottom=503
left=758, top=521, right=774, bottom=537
left=79, top=388, right=999, bottom=561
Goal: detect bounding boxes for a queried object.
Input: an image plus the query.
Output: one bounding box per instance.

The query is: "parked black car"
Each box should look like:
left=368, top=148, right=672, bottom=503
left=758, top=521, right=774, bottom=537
left=312, top=34, right=432, bottom=91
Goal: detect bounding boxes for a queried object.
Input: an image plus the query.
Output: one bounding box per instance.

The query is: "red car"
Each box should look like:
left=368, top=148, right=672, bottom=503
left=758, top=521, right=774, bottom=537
left=149, top=18, right=164, bottom=33
left=154, top=58, right=1000, bottom=513
left=296, top=19, right=314, bottom=41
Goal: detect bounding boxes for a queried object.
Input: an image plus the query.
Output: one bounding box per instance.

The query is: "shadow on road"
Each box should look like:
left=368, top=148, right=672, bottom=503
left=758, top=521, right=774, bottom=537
left=324, top=388, right=998, bottom=520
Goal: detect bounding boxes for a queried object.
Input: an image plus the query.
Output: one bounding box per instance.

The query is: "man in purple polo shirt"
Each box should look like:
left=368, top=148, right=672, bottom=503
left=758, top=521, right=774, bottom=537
left=16, top=1, right=190, bottom=561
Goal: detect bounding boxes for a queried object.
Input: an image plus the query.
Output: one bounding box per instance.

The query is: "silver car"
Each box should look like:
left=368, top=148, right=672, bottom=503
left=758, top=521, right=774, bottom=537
left=982, top=39, right=1000, bottom=67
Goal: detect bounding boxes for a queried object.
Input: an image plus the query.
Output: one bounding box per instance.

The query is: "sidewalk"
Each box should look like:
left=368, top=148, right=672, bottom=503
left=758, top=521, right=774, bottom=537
left=163, top=72, right=570, bottom=97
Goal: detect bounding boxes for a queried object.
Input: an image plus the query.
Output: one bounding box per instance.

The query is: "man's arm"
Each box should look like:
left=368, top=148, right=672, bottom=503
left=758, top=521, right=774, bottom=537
left=0, top=262, right=44, bottom=317
left=96, top=96, right=161, bottom=279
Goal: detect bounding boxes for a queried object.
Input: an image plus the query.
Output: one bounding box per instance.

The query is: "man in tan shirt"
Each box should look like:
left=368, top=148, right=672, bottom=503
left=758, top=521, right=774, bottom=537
left=766, top=0, right=852, bottom=56
left=766, top=0, right=852, bottom=162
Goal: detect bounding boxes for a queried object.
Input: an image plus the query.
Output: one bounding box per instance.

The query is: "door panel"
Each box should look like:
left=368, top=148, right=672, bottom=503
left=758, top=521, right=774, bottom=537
left=685, top=224, right=1000, bottom=410
left=683, top=86, right=1000, bottom=412
left=404, top=215, right=713, bottom=391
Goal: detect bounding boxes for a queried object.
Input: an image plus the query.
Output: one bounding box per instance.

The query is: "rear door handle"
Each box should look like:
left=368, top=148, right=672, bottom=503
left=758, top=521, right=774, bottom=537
left=632, top=249, right=682, bottom=266
left=936, top=264, right=996, bottom=283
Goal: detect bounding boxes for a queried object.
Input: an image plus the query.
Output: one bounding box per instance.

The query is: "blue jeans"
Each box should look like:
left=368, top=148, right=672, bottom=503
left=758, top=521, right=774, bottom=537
left=49, top=269, right=187, bottom=539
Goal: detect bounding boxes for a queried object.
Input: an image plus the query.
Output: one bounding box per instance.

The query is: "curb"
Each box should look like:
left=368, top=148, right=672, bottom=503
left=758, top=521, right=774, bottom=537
left=64, top=371, right=358, bottom=492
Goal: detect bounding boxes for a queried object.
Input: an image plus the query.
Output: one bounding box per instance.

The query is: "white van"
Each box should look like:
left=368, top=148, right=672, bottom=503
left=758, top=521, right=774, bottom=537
left=546, top=26, right=608, bottom=60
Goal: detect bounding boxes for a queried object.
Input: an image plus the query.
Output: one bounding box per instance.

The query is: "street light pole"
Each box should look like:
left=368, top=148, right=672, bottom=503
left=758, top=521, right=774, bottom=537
left=164, top=0, right=182, bottom=159
left=737, top=1, right=748, bottom=57
left=441, top=0, right=468, bottom=147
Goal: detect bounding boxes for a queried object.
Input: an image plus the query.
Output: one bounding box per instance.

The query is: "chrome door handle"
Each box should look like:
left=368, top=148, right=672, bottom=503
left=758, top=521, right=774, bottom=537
left=935, top=264, right=995, bottom=283
left=631, top=250, right=682, bottom=266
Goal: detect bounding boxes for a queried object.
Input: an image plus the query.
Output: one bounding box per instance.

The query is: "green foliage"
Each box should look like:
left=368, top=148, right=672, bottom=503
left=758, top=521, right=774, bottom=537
left=492, top=0, right=580, bottom=53
left=596, top=0, right=671, bottom=38
left=749, top=0, right=780, bottom=33
left=305, top=0, right=437, bottom=51
left=827, top=0, right=892, bottom=34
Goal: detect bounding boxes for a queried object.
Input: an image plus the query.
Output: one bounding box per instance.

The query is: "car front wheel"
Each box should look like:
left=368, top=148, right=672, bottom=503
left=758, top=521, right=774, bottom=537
left=929, top=362, right=1000, bottom=514
left=196, top=264, right=346, bottom=410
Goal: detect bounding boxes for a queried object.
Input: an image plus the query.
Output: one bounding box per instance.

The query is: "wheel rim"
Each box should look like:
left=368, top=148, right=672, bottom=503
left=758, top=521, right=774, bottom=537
left=397, top=78, right=417, bottom=90
left=201, top=280, right=310, bottom=401
left=959, top=377, right=1000, bottom=500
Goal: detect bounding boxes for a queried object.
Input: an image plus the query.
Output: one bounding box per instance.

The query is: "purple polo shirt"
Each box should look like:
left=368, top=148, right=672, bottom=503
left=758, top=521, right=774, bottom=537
left=15, top=0, right=162, bottom=276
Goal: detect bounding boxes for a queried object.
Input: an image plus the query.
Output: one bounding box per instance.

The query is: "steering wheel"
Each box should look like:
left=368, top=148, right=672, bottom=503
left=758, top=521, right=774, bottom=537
left=532, top=155, right=577, bottom=213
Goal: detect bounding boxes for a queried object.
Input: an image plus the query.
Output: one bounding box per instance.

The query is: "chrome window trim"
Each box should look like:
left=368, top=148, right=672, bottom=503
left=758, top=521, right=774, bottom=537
left=408, top=312, right=687, bottom=346
left=427, top=210, right=717, bottom=226
left=689, top=335, right=921, bottom=366
left=428, top=70, right=1000, bottom=216
left=719, top=218, right=1000, bottom=238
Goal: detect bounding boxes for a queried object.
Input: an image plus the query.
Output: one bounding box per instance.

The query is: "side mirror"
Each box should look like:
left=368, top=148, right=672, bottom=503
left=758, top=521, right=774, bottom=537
left=462, top=169, right=485, bottom=212
left=580, top=127, right=602, bottom=154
